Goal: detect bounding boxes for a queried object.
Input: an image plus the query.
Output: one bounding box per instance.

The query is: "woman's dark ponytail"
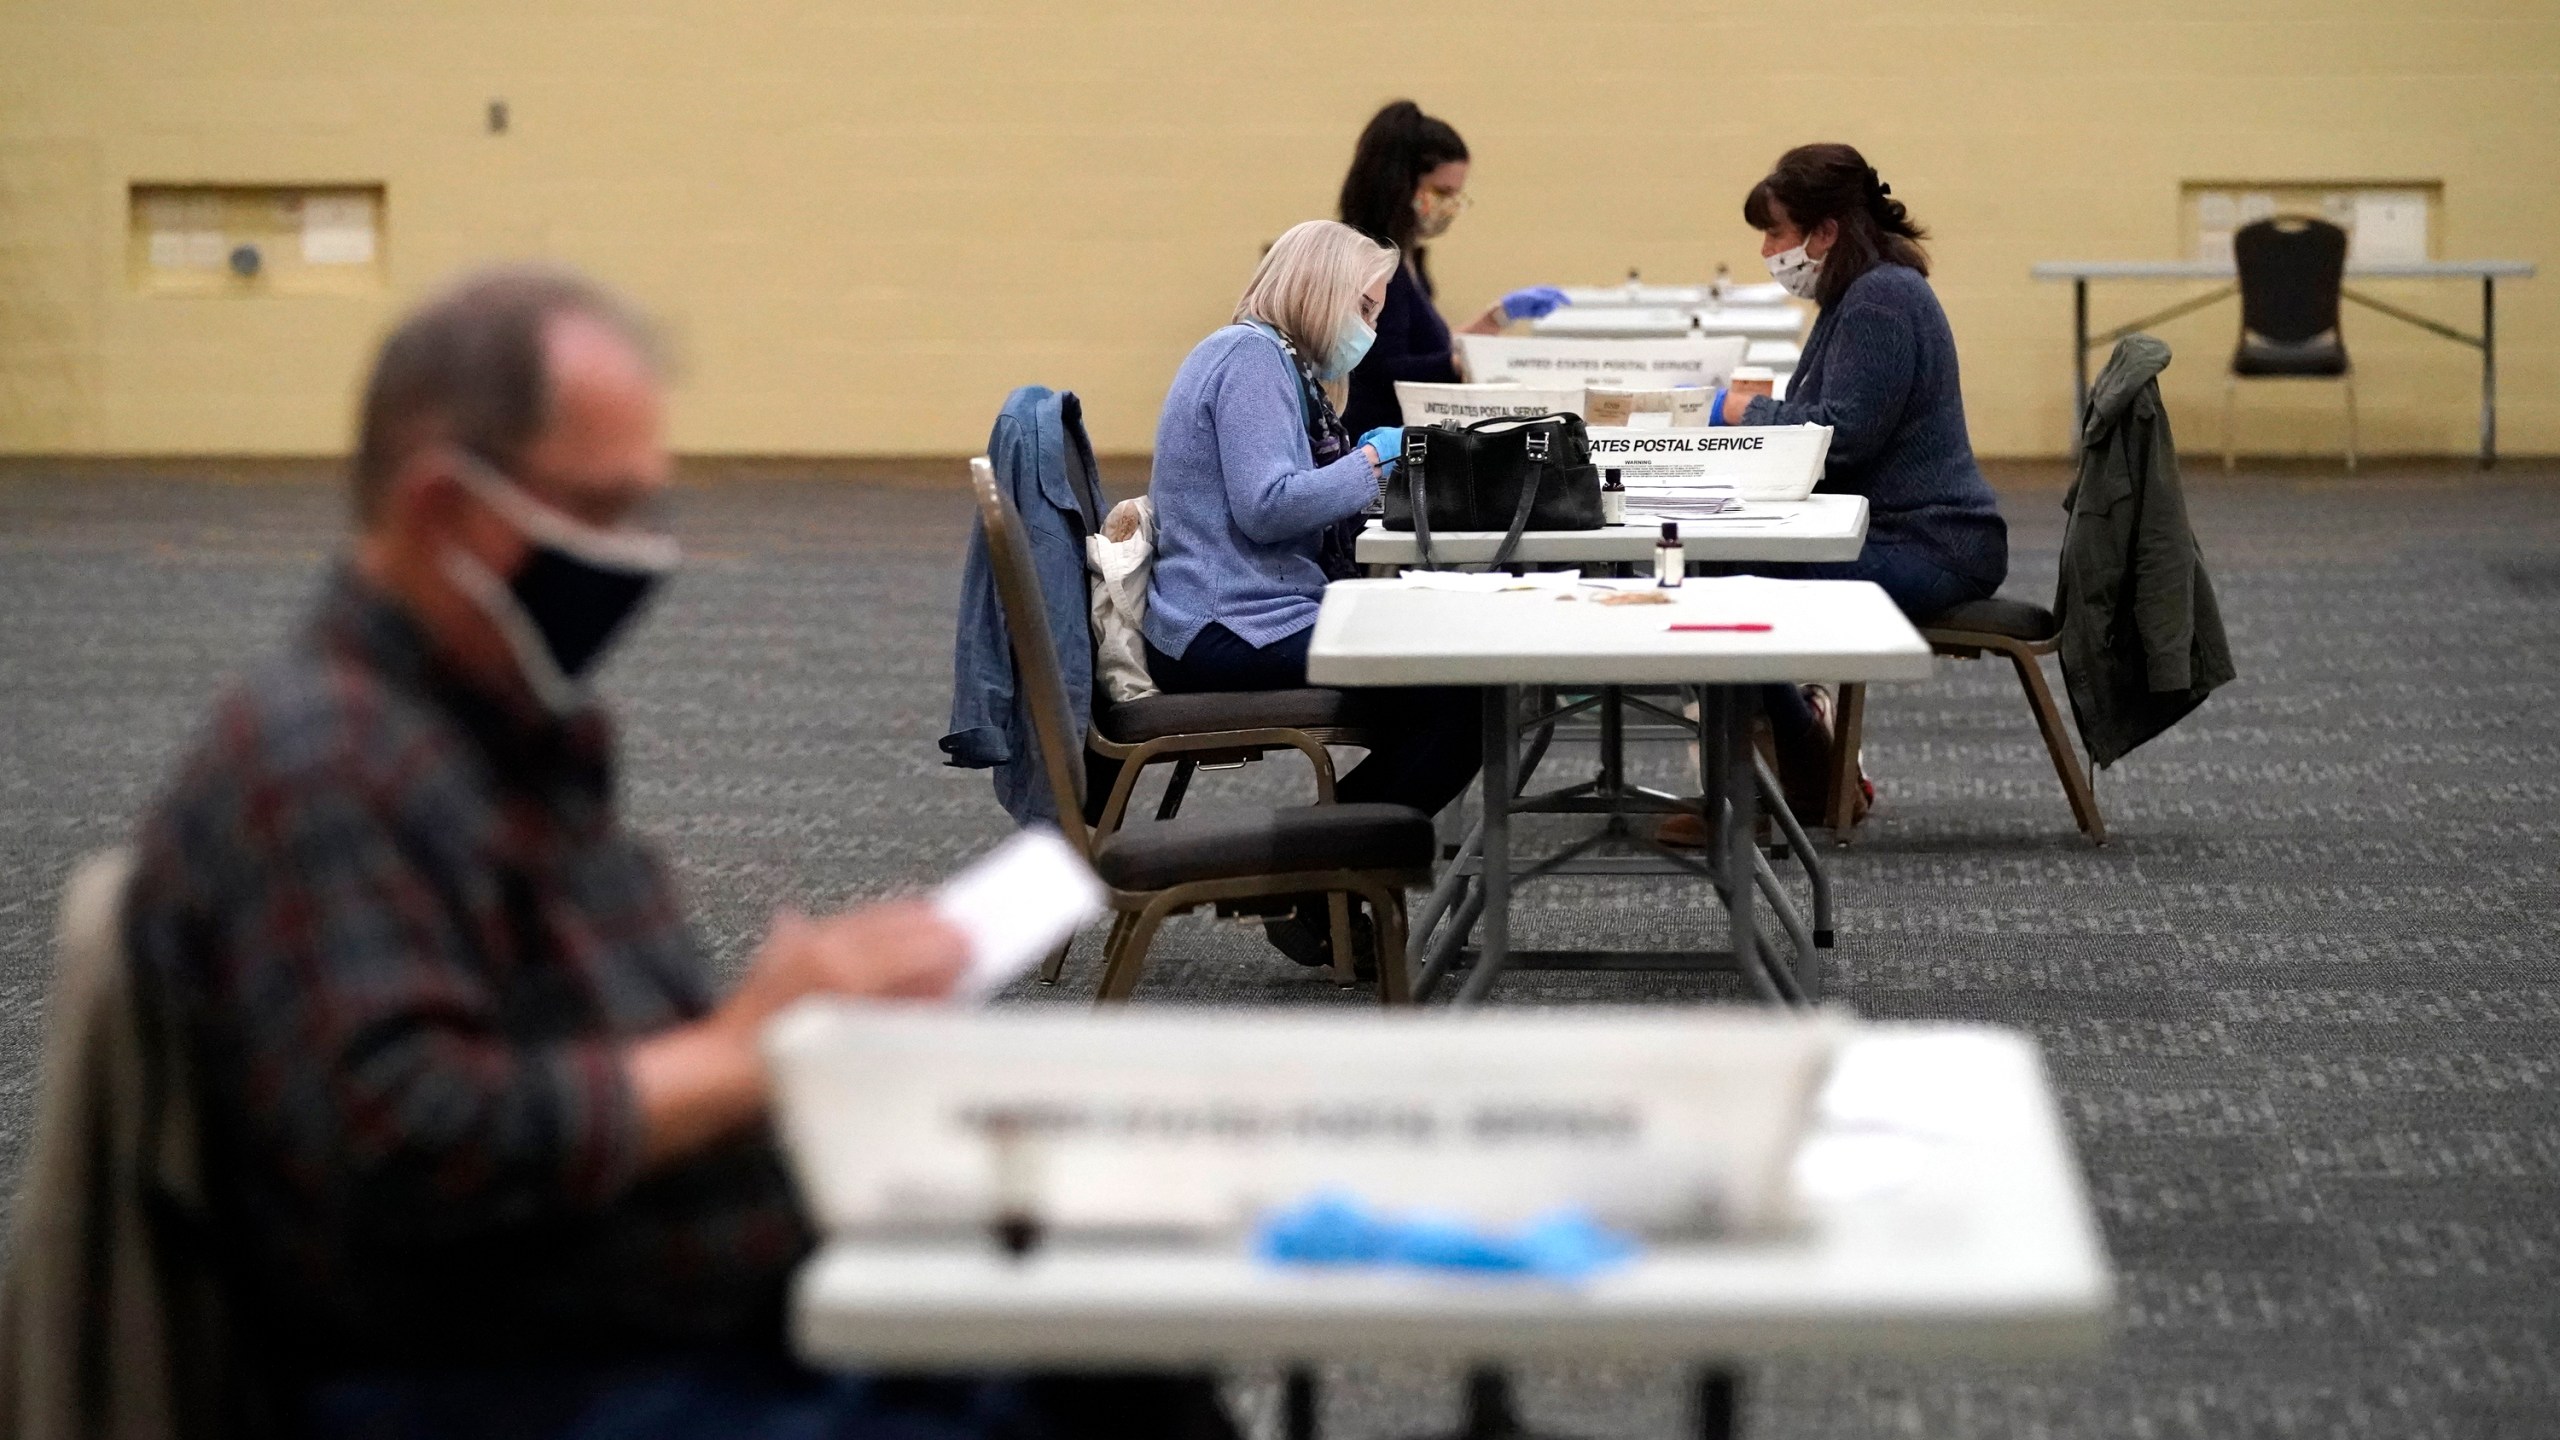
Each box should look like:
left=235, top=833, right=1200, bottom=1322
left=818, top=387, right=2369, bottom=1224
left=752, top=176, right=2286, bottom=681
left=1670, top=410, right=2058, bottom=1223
left=1742, top=143, right=1929, bottom=309
left=1338, top=100, right=1469, bottom=277
left=1865, top=167, right=1921, bottom=241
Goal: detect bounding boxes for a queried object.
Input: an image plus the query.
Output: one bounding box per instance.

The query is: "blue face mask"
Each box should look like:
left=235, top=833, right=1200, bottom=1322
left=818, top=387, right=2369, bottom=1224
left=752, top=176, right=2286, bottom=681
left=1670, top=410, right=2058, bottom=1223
left=1321, top=316, right=1376, bottom=380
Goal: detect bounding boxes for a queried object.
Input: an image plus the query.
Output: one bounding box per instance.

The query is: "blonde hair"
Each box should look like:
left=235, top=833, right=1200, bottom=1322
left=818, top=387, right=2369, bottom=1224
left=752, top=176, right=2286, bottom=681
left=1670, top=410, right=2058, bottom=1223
left=1232, top=220, right=1399, bottom=364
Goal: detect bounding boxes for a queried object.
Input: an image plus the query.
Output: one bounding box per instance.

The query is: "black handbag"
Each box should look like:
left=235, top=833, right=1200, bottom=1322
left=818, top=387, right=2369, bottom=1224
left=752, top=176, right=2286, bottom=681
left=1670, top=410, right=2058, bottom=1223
left=1381, top=412, right=1603, bottom=568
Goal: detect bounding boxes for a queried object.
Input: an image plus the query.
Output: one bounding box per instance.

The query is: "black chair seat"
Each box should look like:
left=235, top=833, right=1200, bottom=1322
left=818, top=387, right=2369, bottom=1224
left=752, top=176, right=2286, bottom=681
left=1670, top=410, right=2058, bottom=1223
left=1924, top=597, right=2057, bottom=643
left=1102, top=687, right=1360, bottom=743
left=1092, top=803, right=1434, bottom=891
left=2234, top=332, right=2349, bottom=377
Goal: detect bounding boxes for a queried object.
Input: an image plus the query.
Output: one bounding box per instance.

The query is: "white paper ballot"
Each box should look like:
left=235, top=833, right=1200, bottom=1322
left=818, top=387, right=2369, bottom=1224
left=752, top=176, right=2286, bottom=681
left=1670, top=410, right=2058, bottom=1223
left=933, top=827, right=1107, bottom=1002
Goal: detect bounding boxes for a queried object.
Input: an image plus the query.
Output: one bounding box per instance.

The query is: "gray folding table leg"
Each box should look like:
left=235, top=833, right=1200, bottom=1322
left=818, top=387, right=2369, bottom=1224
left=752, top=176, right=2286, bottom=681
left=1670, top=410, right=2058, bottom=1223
left=1694, top=1368, right=1741, bottom=1440
left=1753, top=752, right=1833, bottom=949
left=1414, top=880, right=1484, bottom=1002
left=1406, top=816, right=1482, bottom=966
left=2481, top=275, right=2498, bottom=469
left=1751, top=850, right=1816, bottom=1004
left=2070, top=277, right=2090, bottom=455
left=1454, top=686, right=1519, bottom=1005
left=1715, top=685, right=1764, bottom=1004
left=1286, top=1367, right=1319, bottom=1440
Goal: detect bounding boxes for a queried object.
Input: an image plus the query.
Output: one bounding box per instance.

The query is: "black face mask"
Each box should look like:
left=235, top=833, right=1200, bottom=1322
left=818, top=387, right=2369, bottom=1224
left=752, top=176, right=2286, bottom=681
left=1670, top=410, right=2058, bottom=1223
left=446, top=456, right=681, bottom=710
left=507, top=540, right=665, bottom=679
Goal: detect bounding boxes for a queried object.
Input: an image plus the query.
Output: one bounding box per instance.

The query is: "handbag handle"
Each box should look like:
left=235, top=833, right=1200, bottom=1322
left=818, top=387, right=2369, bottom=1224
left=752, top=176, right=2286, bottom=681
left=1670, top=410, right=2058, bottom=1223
left=1406, top=429, right=1435, bottom=571
left=1461, top=411, right=1579, bottom=434
left=1472, top=413, right=1574, bottom=568
left=1488, top=455, right=1546, bottom=570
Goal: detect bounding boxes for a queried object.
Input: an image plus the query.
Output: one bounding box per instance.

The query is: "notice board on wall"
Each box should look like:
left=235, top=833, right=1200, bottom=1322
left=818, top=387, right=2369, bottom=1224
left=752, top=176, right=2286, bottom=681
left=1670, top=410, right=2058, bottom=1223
left=129, top=183, right=386, bottom=294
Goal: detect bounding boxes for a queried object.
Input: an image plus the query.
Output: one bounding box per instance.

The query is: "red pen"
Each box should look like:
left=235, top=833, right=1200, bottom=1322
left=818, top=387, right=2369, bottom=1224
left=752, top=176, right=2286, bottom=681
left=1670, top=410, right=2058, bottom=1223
left=1668, top=622, right=1772, bottom=632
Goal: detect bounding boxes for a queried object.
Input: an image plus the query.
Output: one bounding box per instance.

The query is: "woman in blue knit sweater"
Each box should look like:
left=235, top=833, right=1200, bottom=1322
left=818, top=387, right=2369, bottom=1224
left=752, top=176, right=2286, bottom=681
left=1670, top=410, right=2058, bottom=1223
left=1715, top=143, right=2008, bottom=613
left=1700, top=144, right=2011, bottom=827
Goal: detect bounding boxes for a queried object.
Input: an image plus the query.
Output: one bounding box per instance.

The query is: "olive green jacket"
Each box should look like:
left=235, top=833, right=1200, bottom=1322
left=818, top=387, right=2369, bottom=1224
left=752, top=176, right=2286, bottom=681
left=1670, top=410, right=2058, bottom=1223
left=2055, top=335, right=2236, bottom=768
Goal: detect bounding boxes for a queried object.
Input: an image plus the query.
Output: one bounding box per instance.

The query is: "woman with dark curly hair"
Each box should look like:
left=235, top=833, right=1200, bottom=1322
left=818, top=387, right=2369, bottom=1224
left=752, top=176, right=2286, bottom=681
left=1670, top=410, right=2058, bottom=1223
left=1679, top=144, right=2010, bottom=835
left=1714, top=142, right=2008, bottom=615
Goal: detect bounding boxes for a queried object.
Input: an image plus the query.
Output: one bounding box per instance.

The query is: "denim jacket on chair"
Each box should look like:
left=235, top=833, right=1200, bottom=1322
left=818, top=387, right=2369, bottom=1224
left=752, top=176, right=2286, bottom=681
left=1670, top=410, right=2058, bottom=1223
left=940, top=386, right=1103, bottom=824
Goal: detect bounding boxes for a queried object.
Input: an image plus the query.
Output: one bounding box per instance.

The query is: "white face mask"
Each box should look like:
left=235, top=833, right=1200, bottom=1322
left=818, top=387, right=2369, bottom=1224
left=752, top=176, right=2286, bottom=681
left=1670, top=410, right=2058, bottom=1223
left=1765, top=243, right=1822, bottom=300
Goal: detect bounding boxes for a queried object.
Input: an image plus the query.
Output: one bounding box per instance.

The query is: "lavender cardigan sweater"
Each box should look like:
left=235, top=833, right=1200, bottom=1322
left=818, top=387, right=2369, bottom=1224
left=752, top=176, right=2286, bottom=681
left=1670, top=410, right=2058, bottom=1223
left=1142, top=324, right=1380, bottom=658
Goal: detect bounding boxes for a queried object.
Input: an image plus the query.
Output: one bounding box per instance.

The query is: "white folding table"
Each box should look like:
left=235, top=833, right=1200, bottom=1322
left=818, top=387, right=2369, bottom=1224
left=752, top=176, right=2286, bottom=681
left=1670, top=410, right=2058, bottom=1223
left=2032, top=257, right=2535, bottom=465
left=792, top=1025, right=2114, bottom=1439
left=1532, top=306, right=1807, bottom=342
left=1306, top=578, right=1931, bottom=1005
left=1556, top=281, right=1795, bottom=309
left=1558, top=283, right=1728, bottom=308
left=1352, top=496, right=1867, bottom=569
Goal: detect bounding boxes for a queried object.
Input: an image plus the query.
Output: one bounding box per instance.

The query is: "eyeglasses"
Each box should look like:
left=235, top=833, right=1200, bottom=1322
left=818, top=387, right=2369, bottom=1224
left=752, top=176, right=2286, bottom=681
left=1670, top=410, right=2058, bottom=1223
left=453, top=448, right=676, bottom=540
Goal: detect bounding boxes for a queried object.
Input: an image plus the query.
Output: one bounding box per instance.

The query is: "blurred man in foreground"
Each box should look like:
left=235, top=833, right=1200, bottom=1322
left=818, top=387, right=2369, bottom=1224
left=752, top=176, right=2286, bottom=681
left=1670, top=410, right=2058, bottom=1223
left=122, top=266, right=1234, bottom=1439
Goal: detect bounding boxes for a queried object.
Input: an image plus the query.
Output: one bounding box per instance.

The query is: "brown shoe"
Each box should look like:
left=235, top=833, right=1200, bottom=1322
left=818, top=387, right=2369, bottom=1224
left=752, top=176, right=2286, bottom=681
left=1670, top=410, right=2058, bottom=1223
left=1654, top=812, right=1715, bottom=849
left=1657, top=809, right=1788, bottom=851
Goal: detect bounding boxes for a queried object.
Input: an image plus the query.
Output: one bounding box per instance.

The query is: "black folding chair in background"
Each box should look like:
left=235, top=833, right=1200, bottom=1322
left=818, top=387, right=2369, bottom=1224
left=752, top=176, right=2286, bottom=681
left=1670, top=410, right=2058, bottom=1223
left=2225, top=216, right=2355, bottom=471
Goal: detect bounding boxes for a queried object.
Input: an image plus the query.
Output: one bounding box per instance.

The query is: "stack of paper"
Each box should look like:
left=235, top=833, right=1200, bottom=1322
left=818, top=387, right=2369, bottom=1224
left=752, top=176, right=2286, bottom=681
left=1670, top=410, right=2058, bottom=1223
left=1628, top=487, right=1764, bottom=522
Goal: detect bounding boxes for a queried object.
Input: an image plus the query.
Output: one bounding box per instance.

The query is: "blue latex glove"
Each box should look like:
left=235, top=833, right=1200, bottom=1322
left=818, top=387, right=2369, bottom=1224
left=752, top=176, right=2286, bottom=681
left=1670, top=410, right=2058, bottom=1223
left=1255, top=1193, right=1638, bottom=1280
left=1357, top=426, right=1404, bottom=467
left=1501, top=285, right=1571, bottom=322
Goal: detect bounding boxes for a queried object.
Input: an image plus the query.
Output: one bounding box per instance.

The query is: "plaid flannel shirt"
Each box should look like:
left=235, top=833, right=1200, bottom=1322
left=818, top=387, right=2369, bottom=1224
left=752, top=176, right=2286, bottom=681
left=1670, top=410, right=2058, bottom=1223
left=124, top=567, right=809, bottom=1371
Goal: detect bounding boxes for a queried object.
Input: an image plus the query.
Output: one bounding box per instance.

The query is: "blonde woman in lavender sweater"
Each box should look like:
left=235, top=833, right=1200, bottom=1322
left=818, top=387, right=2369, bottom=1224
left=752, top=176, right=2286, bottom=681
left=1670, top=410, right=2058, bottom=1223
left=1142, top=220, right=1481, bottom=969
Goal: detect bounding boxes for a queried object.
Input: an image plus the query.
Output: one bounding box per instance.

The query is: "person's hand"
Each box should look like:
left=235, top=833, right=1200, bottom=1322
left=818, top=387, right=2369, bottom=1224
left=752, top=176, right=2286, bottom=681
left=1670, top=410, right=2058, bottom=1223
left=720, top=900, right=969, bottom=1036
left=1500, top=286, right=1571, bottom=322
left=1357, top=426, right=1404, bottom=470
left=626, top=900, right=967, bottom=1169
left=1723, top=377, right=1774, bottom=424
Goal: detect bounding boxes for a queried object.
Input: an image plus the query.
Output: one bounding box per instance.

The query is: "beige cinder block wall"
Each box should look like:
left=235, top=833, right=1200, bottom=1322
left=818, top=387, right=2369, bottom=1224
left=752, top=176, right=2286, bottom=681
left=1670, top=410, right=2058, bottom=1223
left=3, top=1, right=2554, bottom=460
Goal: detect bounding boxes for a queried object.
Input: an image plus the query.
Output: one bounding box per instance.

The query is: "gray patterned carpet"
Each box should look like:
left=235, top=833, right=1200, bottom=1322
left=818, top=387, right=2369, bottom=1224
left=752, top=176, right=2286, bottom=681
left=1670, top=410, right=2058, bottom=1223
left=2, top=460, right=2555, bottom=1438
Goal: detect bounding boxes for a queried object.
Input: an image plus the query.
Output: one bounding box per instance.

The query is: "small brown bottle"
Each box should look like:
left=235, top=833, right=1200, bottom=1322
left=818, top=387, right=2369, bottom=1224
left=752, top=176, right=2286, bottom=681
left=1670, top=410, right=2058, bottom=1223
left=1655, top=521, right=1684, bottom=587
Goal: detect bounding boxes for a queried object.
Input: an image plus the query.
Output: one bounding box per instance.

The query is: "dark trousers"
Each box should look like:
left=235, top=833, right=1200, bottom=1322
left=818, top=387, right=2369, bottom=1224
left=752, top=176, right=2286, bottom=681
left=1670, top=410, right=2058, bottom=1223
left=307, top=1358, right=1239, bottom=1440
left=1735, top=538, right=1998, bottom=795
left=1145, top=623, right=1482, bottom=818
